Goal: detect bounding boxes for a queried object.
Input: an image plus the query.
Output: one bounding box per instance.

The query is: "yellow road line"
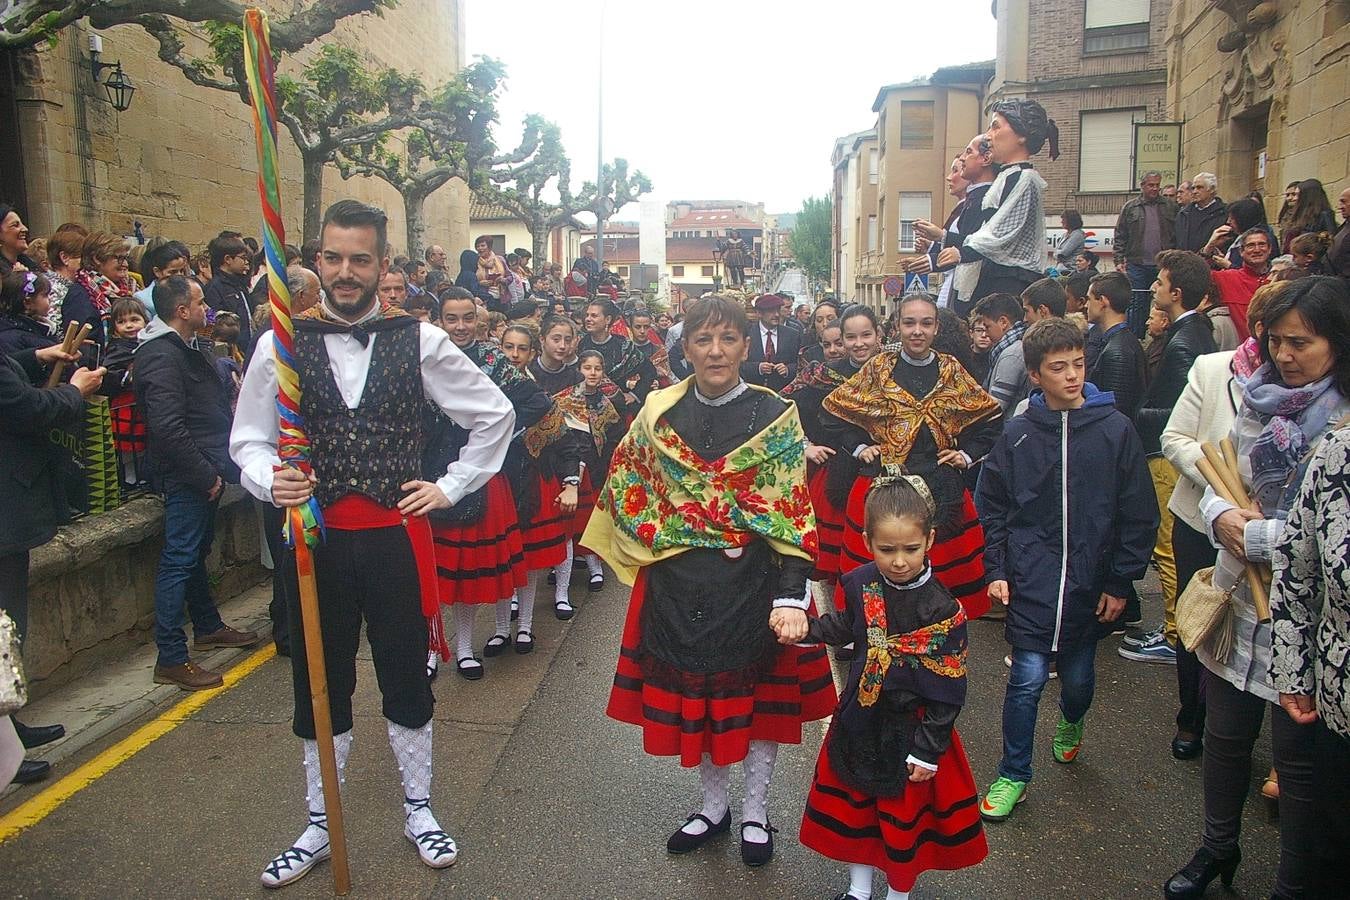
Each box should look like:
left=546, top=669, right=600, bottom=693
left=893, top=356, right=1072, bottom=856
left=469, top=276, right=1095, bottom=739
left=0, top=643, right=277, bottom=844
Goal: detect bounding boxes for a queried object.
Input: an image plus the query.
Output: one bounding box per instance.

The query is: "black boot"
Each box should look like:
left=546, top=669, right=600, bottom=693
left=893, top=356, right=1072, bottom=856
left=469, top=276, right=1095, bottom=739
left=11, top=759, right=51, bottom=785
left=13, top=718, right=65, bottom=750
left=1164, top=846, right=1241, bottom=899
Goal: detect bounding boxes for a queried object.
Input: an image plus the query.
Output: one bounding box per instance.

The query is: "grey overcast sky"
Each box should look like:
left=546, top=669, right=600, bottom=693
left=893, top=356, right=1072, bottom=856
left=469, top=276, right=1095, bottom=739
left=464, top=0, right=998, bottom=217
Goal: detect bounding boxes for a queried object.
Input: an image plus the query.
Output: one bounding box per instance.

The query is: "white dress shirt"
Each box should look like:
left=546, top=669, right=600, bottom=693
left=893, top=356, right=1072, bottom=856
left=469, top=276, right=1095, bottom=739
left=230, top=312, right=515, bottom=507
left=759, top=323, right=779, bottom=359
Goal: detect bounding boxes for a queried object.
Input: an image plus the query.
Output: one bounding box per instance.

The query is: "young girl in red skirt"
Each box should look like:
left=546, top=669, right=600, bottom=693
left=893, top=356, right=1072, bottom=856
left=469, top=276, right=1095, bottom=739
left=500, top=323, right=584, bottom=623
left=427, top=289, right=552, bottom=680
left=791, top=471, right=988, bottom=900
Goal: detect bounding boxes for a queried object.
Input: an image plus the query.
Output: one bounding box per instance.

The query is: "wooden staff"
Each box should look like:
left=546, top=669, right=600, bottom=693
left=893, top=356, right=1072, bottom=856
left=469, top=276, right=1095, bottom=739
left=1198, top=444, right=1271, bottom=621
left=45, top=322, right=92, bottom=388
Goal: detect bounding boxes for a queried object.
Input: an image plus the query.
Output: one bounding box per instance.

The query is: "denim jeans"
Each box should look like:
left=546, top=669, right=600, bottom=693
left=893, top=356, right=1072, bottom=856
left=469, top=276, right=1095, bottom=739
left=999, top=642, right=1098, bottom=783
left=153, top=489, right=225, bottom=666
left=1125, top=262, right=1158, bottom=338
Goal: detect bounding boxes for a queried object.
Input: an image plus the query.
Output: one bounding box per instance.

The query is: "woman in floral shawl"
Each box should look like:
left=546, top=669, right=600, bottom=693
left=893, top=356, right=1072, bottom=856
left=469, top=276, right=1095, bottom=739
left=69, top=231, right=136, bottom=350
left=583, top=295, right=836, bottom=868
left=821, top=294, right=1002, bottom=620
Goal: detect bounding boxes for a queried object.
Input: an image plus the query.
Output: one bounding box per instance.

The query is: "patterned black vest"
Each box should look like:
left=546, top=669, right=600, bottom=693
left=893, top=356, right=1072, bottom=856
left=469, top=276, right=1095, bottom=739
left=295, top=318, right=425, bottom=509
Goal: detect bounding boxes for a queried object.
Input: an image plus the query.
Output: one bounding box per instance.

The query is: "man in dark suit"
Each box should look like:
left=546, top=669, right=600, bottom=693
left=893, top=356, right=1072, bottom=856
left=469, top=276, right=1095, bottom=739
left=741, top=293, right=802, bottom=391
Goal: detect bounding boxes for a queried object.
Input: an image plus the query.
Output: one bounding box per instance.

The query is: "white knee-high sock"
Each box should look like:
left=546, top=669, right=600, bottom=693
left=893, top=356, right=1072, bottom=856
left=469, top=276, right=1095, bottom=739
left=741, top=740, right=779, bottom=841
left=454, top=604, right=476, bottom=660
left=884, top=888, right=909, bottom=900
left=493, top=597, right=512, bottom=638
left=387, top=720, right=441, bottom=835
left=584, top=553, right=603, bottom=576
left=846, top=863, right=875, bottom=899
left=553, top=541, right=574, bottom=604
left=517, top=573, right=538, bottom=633
left=294, top=731, right=352, bottom=852
left=680, top=753, right=730, bottom=835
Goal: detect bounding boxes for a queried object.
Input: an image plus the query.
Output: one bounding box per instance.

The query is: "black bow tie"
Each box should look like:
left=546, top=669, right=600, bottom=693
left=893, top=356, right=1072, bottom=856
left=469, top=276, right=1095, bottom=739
left=341, top=323, right=371, bottom=347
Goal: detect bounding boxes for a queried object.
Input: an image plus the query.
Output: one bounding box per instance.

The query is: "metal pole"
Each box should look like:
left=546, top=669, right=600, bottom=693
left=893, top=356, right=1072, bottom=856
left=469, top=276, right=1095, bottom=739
left=595, top=0, right=606, bottom=271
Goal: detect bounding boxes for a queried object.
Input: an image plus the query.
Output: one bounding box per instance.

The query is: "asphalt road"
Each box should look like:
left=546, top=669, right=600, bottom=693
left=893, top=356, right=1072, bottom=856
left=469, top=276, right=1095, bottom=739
left=0, top=569, right=1283, bottom=899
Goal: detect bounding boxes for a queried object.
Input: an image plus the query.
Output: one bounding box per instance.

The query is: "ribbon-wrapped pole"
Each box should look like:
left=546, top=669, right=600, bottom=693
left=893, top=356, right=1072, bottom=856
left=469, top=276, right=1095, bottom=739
left=243, top=9, right=350, bottom=894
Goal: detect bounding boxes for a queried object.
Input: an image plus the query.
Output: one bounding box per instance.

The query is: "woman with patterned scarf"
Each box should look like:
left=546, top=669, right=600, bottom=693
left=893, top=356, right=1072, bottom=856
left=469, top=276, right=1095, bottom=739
left=583, top=295, right=836, bottom=868
left=69, top=231, right=136, bottom=350
left=821, top=294, right=1003, bottom=620
left=1166, top=276, right=1350, bottom=900
left=425, top=288, right=553, bottom=682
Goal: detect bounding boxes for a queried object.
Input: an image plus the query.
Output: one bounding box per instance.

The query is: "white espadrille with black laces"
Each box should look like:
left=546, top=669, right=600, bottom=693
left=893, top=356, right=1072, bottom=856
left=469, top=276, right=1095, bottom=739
left=260, top=813, right=331, bottom=888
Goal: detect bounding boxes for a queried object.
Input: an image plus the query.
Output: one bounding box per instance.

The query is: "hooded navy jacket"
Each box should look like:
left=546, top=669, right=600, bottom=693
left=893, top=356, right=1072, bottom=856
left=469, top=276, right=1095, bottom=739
left=976, top=384, right=1158, bottom=653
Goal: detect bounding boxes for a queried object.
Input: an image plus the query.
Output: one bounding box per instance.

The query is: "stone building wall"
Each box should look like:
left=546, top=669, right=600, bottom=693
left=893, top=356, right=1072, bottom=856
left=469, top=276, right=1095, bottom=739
left=1165, top=0, right=1349, bottom=215
left=11, top=0, right=468, bottom=256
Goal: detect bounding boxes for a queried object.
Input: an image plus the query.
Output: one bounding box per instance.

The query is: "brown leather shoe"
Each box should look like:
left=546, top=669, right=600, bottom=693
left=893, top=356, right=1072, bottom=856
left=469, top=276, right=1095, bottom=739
left=153, top=661, right=224, bottom=691
left=193, top=625, right=260, bottom=650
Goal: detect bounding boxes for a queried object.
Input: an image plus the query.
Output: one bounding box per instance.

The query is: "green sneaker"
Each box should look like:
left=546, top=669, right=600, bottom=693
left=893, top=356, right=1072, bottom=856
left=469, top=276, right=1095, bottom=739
left=979, top=776, right=1027, bottom=821
left=1053, top=716, right=1085, bottom=764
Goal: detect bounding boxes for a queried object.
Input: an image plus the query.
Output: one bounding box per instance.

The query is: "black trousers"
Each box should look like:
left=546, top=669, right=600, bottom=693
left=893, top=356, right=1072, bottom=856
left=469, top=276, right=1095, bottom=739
left=1310, top=721, right=1350, bottom=898
left=1201, top=674, right=1315, bottom=897
left=1173, top=519, right=1217, bottom=735
left=262, top=503, right=290, bottom=651
left=281, top=525, right=433, bottom=739
left=0, top=551, right=28, bottom=643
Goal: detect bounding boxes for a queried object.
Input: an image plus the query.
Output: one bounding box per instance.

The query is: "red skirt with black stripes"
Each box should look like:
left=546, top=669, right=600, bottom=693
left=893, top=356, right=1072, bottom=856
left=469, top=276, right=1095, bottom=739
left=799, top=726, right=988, bottom=891
left=835, top=476, right=991, bottom=620
left=520, top=472, right=571, bottom=571
left=431, top=473, right=527, bottom=605
left=606, top=570, right=838, bottom=767
left=808, top=465, right=845, bottom=591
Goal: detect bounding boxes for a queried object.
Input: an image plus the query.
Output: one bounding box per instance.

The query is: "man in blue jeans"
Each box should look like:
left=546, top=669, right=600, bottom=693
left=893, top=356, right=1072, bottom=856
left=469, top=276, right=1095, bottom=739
left=974, top=318, right=1157, bottom=821
left=135, top=276, right=258, bottom=690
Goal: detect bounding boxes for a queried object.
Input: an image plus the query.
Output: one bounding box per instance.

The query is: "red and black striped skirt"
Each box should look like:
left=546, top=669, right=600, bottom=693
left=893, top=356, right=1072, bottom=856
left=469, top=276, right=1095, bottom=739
left=808, top=465, right=845, bottom=590
left=606, top=570, right=838, bottom=768
left=799, top=726, right=988, bottom=891
left=836, top=476, right=991, bottom=620
left=520, top=472, right=572, bottom=571
left=431, top=473, right=526, bottom=605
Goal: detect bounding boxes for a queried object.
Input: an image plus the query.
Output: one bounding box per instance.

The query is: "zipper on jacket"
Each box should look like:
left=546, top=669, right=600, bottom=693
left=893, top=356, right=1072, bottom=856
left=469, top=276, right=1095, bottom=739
left=1051, top=410, right=1069, bottom=652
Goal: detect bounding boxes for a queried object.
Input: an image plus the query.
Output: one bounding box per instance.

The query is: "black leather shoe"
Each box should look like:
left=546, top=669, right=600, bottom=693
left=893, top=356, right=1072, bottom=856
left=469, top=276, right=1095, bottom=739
left=11, top=759, right=51, bottom=785
left=13, top=720, right=65, bottom=750
left=1164, top=846, right=1241, bottom=899
left=666, top=810, right=730, bottom=854
left=740, top=821, right=778, bottom=867
left=1171, top=732, right=1203, bottom=760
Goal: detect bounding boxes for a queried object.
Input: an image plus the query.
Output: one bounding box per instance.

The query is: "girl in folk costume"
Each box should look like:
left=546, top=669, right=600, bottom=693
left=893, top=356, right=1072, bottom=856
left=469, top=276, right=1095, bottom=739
left=500, top=323, right=586, bottom=622
left=529, top=314, right=583, bottom=396
left=782, top=305, right=880, bottom=629
left=821, top=294, right=1003, bottom=620
left=583, top=296, right=837, bottom=867
left=557, top=349, right=627, bottom=594
left=798, top=299, right=841, bottom=367
left=579, top=297, right=660, bottom=413
left=426, top=288, right=551, bottom=681
left=935, top=98, right=1059, bottom=304
left=792, top=473, right=988, bottom=900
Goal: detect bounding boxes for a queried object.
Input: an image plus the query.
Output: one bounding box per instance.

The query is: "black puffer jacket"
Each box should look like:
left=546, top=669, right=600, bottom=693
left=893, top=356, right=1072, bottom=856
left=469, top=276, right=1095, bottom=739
left=0, top=350, right=84, bottom=554
left=0, top=313, right=58, bottom=363
left=1086, top=322, right=1148, bottom=422
left=1135, top=313, right=1217, bottom=455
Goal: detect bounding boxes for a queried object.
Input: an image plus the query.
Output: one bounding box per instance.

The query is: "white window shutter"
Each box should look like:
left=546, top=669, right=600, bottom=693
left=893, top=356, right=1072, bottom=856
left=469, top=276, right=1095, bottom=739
left=1079, top=110, right=1139, bottom=192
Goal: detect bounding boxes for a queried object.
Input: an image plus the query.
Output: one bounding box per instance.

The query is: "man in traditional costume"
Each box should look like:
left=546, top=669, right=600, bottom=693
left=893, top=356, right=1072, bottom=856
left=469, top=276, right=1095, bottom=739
left=231, top=200, right=514, bottom=887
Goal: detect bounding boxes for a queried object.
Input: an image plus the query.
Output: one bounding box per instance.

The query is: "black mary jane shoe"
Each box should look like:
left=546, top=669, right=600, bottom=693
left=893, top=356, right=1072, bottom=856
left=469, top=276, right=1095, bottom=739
left=666, top=810, right=731, bottom=854
left=514, top=631, right=535, bottom=654
left=14, top=720, right=65, bottom=750
left=1164, top=846, right=1241, bottom=899
left=1171, top=732, right=1203, bottom=761
left=483, top=633, right=512, bottom=658
left=554, top=599, right=575, bottom=621
left=739, top=821, right=778, bottom=867
left=588, top=572, right=605, bottom=593
left=455, top=656, right=484, bottom=681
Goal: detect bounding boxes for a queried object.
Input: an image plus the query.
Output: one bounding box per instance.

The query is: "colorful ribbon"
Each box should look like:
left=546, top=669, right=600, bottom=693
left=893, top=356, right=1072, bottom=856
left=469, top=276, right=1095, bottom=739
left=243, top=9, right=323, bottom=547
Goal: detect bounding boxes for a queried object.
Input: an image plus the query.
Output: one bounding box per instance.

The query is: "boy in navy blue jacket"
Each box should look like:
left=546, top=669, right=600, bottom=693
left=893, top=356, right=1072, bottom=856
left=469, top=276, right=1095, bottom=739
left=975, top=318, right=1158, bottom=821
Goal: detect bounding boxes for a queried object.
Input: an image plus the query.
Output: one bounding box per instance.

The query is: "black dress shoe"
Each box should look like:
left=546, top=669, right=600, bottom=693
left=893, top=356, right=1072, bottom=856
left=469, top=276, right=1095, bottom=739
left=666, top=810, right=730, bottom=854
left=740, top=821, right=778, bottom=867
left=1164, top=846, right=1241, bottom=899
left=11, top=759, right=51, bottom=785
left=274, top=641, right=291, bottom=658
left=1171, top=733, right=1203, bottom=760
left=13, top=720, right=65, bottom=750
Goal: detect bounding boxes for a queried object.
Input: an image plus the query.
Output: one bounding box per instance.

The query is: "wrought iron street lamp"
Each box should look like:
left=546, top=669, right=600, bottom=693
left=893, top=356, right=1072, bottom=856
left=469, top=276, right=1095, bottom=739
left=88, top=34, right=136, bottom=112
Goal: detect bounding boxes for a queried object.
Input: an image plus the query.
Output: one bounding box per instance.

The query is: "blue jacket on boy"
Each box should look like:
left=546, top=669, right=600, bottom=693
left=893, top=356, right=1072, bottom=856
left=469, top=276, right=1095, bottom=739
left=976, top=384, right=1158, bottom=654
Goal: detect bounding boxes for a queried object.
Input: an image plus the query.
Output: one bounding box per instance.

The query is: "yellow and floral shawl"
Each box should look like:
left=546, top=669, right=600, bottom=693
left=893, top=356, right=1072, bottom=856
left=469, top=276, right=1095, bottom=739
left=581, top=379, right=818, bottom=585
left=821, top=350, right=999, bottom=466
